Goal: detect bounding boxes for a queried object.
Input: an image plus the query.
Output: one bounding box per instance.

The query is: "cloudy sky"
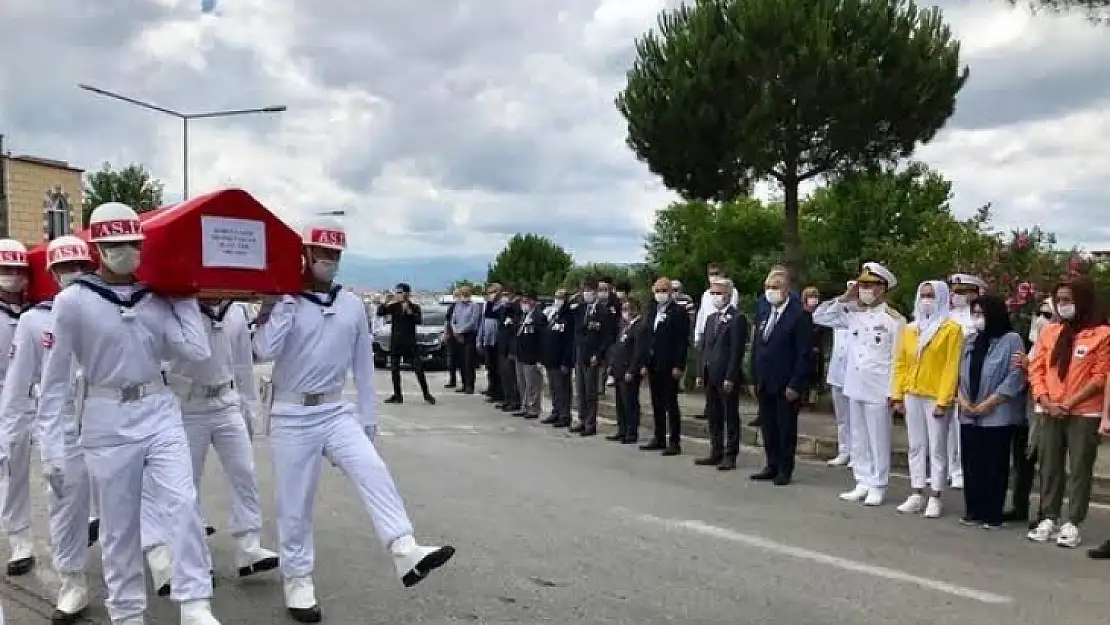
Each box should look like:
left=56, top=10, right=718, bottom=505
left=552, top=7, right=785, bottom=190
left=1, top=0, right=1108, bottom=264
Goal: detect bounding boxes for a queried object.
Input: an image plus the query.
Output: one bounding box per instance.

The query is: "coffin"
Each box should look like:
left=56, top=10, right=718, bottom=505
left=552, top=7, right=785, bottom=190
left=28, top=189, right=304, bottom=301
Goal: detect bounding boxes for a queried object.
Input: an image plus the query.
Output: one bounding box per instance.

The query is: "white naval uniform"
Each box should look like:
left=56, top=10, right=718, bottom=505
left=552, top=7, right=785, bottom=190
left=252, top=290, right=413, bottom=580
left=813, top=298, right=904, bottom=494
left=36, top=279, right=216, bottom=622
left=0, top=300, right=36, bottom=565
left=824, top=324, right=852, bottom=460
left=165, top=301, right=274, bottom=573
left=948, top=306, right=976, bottom=486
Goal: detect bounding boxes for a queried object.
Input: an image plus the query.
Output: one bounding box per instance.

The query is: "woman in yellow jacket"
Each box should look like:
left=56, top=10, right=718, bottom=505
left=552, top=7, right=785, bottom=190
left=891, top=280, right=964, bottom=518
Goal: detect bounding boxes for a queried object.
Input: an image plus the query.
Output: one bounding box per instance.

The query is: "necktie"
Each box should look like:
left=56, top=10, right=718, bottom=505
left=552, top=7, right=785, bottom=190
left=763, top=309, right=778, bottom=341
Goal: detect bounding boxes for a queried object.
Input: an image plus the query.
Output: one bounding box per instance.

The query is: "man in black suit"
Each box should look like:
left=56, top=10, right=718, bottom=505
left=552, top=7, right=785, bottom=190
left=695, top=279, right=749, bottom=469
left=572, top=278, right=616, bottom=436
left=495, top=287, right=522, bottom=413
left=512, top=290, right=547, bottom=419
left=378, top=283, right=435, bottom=404
left=444, top=288, right=462, bottom=389
left=540, top=288, right=576, bottom=427
left=607, top=296, right=646, bottom=444
left=639, top=277, right=690, bottom=456
left=750, top=267, right=813, bottom=486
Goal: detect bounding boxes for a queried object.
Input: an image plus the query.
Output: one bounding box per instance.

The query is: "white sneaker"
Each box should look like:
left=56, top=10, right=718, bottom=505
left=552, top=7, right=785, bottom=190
left=923, top=496, right=943, bottom=519
left=827, top=454, right=850, bottom=468
left=1027, top=519, right=1059, bottom=543
left=863, top=488, right=885, bottom=506
left=234, top=532, right=280, bottom=577
left=53, top=571, right=89, bottom=619
left=838, top=484, right=868, bottom=502
left=180, top=598, right=221, bottom=624
left=390, top=535, right=456, bottom=587
left=1056, top=522, right=1081, bottom=548
left=145, top=544, right=173, bottom=596
left=6, top=528, right=35, bottom=575
left=283, top=575, right=321, bottom=621
left=896, top=494, right=926, bottom=514
left=950, top=475, right=964, bottom=490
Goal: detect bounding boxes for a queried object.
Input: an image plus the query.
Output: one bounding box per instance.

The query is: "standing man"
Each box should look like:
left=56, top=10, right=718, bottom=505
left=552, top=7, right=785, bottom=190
left=378, top=283, right=435, bottom=405
left=693, top=263, right=739, bottom=348
left=595, top=277, right=620, bottom=396
left=0, top=239, right=33, bottom=577
left=750, top=269, right=813, bottom=485
left=495, top=288, right=522, bottom=413
left=813, top=262, right=903, bottom=507
left=478, top=283, right=504, bottom=402
left=449, top=285, right=481, bottom=394
left=608, top=296, right=645, bottom=443
left=947, top=273, right=986, bottom=491
left=253, top=219, right=454, bottom=622
left=540, top=289, right=575, bottom=428
left=694, top=279, right=749, bottom=470
left=443, top=290, right=461, bottom=389
left=639, top=278, right=690, bottom=455
left=512, top=291, right=546, bottom=419
left=572, top=279, right=616, bottom=437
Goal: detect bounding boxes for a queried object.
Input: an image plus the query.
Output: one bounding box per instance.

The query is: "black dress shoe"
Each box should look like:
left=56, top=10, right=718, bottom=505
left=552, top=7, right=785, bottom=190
left=50, top=606, right=86, bottom=624
left=661, top=446, right=681, bottom=456
left=384, top=395, right=403, bottom=404
left=553, top=421, right=569, bottom=428
left=718, top=458, right=737, bottom=471
left=6, top=555, right=33, bottom=576
left=579, top=428, right=597, bottom=437
left=423, top=394, right=436, bottom=405
left=1088, top=540, right=1110, bottom=559
left=694, top=456, right=722, bottom=466
left=524, top=414, right=539, bottom=420
left=88, top=518, right=100, bottom=547
left=772, top=474, right=791, bottom=486
left=640, top=441, right=665, bottom=451
left=569, top=425, right=584, bottom=433
left=750, top=468, right=777, bottom=481
left=444, top=382, right=457, bottom=389
left=455, top=387, right=467, bottom=393
left=540, top=416, right=557, bottom=425
left=605, top=433, right=623, bottom=441
left=288, top=605, right=323, bottom=622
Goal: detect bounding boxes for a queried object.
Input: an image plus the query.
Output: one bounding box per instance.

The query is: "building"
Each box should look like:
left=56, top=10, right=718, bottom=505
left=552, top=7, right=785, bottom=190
left=0, top=136, right=84, bottom=246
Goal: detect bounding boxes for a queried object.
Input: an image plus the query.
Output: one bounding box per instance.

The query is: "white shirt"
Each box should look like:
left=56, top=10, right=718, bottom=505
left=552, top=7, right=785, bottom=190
left=165, top=302, right=258, bottom=416
left=950, top=306, right=976, bottom=338
left=761, top=299, right=788, bottom=340
left=253, top=290, right=376, bottom=428
left=813, top=297, right=905, bottom=404
left=0, top=305, right=56, bottom=448
left=825, top=325, right=851, bottom=387
left=695, top=287, right=739, bottom=344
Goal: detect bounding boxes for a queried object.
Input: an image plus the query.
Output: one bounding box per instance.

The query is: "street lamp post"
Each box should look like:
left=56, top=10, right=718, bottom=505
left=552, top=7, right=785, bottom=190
left=77, top=83, right=286, bottom=200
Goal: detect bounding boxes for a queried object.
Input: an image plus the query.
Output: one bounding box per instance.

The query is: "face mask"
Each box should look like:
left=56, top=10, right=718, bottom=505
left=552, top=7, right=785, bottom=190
left=616, top=291, right=627, bottom=299
left=311, top=260, right=338, bottom=282
left=521, top=303, right=533, bottom=313
left=554, top=298, right=565, bottom=308
left=952, top=294, right=969, bottom=309
left=500, top=295, right=509, bottom=304
left=858, top=288, right=877, bottom=305
left=654, top=292, right=670, bottom=304
left=712, top=294, right=727, bottom=309
left=53, top=270, right=82, bottom=289
left=0, top=275, right=25, bottom=293
left=765, top=289, right=783, bottom=306
left=918, top=298, right=936, bottom=316
left=1057, top=303, right=1076, bottom=320
left=582, top=291, right=597, bottom=304
left=972, top=317, right=986, bottom=332
left=622, top=311, right=632, bottom=322
left=806, top=297, right=819, bottom=308
left=597, top=290, right=610, bottom=300
left=100, top=246, right=141, bottom=275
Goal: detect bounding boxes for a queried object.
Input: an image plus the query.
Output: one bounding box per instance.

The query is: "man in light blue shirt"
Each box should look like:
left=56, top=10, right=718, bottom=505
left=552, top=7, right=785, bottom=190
left=450, top=285, right=483, bottom=393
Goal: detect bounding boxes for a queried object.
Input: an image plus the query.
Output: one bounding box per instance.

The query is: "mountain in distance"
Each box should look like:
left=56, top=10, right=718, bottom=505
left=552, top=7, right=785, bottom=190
left=337, top=253, right=490, bottom=291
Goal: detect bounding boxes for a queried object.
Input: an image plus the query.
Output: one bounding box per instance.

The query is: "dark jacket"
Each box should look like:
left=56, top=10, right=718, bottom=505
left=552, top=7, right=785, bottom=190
left=573, top=299, right=617, bottom=364
left=444, top=302, right=456, bottom=338
left=541, top=303, right=576, bottom=369
left=639, top=300, right=690, bottom=372
left=750, top=300, right=812, bottom=394
left=377, top=300, right=421, bottom=348
left=513, top=307, right=546, bottom=365
left=697, top=306, right=749, bottom=387
left=498, top=300, right=522, bottom=357
left=610, top=315, right=646, bottom=380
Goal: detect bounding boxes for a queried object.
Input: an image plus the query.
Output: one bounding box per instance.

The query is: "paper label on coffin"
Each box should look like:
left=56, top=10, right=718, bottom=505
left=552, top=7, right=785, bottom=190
left=200, top=216, right=266, bottom=270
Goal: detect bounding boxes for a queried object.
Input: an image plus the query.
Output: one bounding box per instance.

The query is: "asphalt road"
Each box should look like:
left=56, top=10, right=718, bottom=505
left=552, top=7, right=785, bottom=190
left=4, top=368, right=1110, bottom=624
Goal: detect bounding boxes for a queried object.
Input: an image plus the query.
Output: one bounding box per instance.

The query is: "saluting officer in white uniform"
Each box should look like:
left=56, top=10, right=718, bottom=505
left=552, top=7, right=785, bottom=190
left=36, top=202, right=221, bottom=625
left=821, top=280, right=856, bottom=469
left=0, top=236, right=96, bottom=622
left=945, top=272, right=986, bottom=491
left=813, top=262, right=904, bottom=506
left=253, top=219, right=455, bottom=623
left=0, top=239, right=35, bottom=577
left=165, top=297, right=279, bottom=578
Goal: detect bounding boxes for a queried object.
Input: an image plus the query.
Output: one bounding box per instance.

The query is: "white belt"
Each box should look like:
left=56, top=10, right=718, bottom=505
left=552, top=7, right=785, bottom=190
left=186, top=380, right=235, bottom=401
left=86, top=379, right=168, bottom=403
left=273, top=390, right=343, bottom=407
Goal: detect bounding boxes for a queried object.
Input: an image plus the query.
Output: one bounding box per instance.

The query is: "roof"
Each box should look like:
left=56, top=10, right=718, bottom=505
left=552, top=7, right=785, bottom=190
left=1, top=154, right=84, bottom=173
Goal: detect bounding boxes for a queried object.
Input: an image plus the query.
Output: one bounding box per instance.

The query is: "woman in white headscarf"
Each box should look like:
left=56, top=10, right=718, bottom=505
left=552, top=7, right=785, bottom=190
left=891, top=280, right=965, bottom=518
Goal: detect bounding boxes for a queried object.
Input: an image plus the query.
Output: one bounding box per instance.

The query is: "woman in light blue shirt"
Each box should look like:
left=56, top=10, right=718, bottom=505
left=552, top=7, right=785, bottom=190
left=956, top=294, right=1027, bottom=529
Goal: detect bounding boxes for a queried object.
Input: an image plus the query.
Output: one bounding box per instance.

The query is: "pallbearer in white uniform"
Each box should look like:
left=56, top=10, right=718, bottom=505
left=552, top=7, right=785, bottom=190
left=165, top=296, right=279, bottom=577
left=0, top=239, right=35, bottom=577
left=253, top=218, right=455, bottom=623
left=36, top=202, right=222, bottom=625
left=0, top=236, right=96, bottom=623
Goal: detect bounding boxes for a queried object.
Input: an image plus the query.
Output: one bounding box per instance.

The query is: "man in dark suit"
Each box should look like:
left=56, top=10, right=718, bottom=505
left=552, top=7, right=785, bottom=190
left=695, top=279, right=749, bottom=469
left=495, top=287, right=522, bottom=413
left=639, top=277, right=690, bottom=455
left=378, top=283, right=435, bottom=404
left=443, top=289, right=461, bottom=388
left=750, top=264, right=801, bottom=427
left=750, top=267, right=813, bottom=486
left=540, top=288, right=576, bottom=428
left=572, top=278, right=616, bottom=436
left=512, top=291, right=547, bottom=419
left=478, top=283, right=505, bottom=401
left=607, top=296, right=646, bottom=444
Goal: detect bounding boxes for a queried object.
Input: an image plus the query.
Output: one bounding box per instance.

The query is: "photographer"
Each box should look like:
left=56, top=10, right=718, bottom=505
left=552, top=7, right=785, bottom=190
left=377, top=283, right=435, bottom=404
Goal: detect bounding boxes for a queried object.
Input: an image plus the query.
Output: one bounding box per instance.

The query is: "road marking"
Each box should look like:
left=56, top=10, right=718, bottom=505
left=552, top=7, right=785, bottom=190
left=624, top=510, right=1015, bottom=605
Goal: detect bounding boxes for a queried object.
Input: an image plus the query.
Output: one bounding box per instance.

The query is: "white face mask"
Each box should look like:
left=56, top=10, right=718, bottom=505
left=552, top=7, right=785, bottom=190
left=654, top=292, right=670, bottom=304
left=622, top=311, right=632, bottom=322
left=1057, top=303, right=1076, bottom=320
left=764, top=289, right=783, bottom=306
left=521, top=303, right=533, bottom=313
left=500, top=295, right=509, bottom=304
left=311, top=260, right=338, bottom=282
left=952, top=294, right=969, bottom=309
left=554, top=298, right=565, bottom=308
left=712, top=294, right=727, bottom=309
left=918, top=298, right=936, bottom=317
left=100, top=246, right=141, bottom=275
left=0, top=274, right=25, bottom=293
left=972, top=317, right=986, bottom=332
left=53, top=270, right=83, bottom=289
left=616, top=291, right=627, bottom=299
left=806, top=297, right=819, bottom=309
left=598, top=289, right=610, bottom=300
left=582, top=291, right=597, bottom=304
left=858, top=288, right=877, bottom=306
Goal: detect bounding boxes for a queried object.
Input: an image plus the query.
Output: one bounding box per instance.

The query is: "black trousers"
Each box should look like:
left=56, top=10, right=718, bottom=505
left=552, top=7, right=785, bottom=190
left=615, top=375, right=641, bottom=438
left=647, top=368, right=681, bottom=447
left=457, top=332, right=477, bottom=391
left=575, top=361, right=601, bottom=430
left=485, top=345, right=503, bottom=399
left=389, top=345, right=429, bottom=397
left=446, top=338, right=461, bottom=385
left=546, top=365, right=573, bottom=424
left=756, top=389, right=800, bottom=476
left=500, top=351, right=520, bottom=407
left=961, top=424, right=1015, bottom=525
left=706, top=381, right=741, bottom=459
left=1009, top=423, right=1038, bottom=518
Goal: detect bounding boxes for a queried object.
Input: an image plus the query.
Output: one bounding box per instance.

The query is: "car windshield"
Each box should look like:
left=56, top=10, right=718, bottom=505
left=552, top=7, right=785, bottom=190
left=421, top=308, right=447, bottom=327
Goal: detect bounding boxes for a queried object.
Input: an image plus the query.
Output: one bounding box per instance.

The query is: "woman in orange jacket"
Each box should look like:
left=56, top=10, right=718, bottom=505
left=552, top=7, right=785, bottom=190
left=1027, top=276, right=1110, bottom=549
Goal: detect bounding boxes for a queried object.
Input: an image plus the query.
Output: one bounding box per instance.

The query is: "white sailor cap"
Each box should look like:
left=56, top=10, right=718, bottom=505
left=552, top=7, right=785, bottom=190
left=948, top=273, right=987, bottom=291
left=857, top=262, right=897, bottom=289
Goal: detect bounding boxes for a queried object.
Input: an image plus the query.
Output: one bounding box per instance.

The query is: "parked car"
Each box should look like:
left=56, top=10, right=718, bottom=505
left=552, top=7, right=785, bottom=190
left=372, top=304, right=451, bottom=370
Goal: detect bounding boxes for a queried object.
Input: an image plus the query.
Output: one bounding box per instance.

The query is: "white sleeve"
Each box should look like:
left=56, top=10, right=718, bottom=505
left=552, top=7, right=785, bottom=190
left=812, top=298, right=854, bottom=329
left=351, top=301, right=377, bottom=428
left=163, top=298, right=212, bottom=363
left=253, top=296, right=297, bottom=361
left=36, top=299, right=78, bottom=465
left=694, top=290, right=711, bottom=343
left=0, top=318, right=42, bottom=462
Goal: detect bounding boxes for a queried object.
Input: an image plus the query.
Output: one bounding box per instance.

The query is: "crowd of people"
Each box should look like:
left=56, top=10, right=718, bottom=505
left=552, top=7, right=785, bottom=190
left=396, top=262, right=1110, bottom=560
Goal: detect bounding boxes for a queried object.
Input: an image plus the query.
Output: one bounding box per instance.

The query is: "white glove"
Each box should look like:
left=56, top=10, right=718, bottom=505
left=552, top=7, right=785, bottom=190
left=364, top=424, right=378, bottom=443
left=42, top=464, right=64, bottom=495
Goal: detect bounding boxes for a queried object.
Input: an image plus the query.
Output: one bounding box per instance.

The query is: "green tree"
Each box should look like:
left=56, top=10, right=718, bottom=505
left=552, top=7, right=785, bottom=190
left=616, top=0, right=969, bottom=280
left=561, top=263, right=636, bottom=291
left=1006, top=0, right=1110, bottom=22
left=486, top=234, right=573, bottom=295
left=448, top=278, right=483, bottom=292
left=82, top=162, right=164, bottom=225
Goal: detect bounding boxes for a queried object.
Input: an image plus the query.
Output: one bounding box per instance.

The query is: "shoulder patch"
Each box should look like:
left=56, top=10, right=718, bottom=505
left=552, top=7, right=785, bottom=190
left=884, top=307, right=904, bottom=320
left=42, top=331, right=54, bottom=349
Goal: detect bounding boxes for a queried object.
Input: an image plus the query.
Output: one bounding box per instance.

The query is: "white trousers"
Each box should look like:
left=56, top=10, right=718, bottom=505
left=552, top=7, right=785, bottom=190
left=848, top=399, right=892, bottom=489
left=270, top=410, right=413, bottom=578
left=83, top=426, right=213, bottom=621
left=47, top=442, right=91, bottom=574
left=903, top=394, right=951, bottom=491
left=948, top=411, right=963, bottom=481
left=830, top=385, right=851, bottom=457
left=183, top=404, right=263, bottom=535
left=1, top=427, right=32, bottom=535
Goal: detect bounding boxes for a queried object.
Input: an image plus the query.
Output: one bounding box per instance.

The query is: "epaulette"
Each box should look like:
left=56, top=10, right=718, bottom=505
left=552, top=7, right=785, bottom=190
left=884, top=306, right=904, bottom=320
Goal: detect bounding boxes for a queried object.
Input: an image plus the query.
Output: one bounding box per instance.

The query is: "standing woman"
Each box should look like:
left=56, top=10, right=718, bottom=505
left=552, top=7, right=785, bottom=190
left=1027, top=276, right=1110, bottom=548
left=956, top=294, right=1027, bottom=529
left=891, top=280, right=963, bottom=518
